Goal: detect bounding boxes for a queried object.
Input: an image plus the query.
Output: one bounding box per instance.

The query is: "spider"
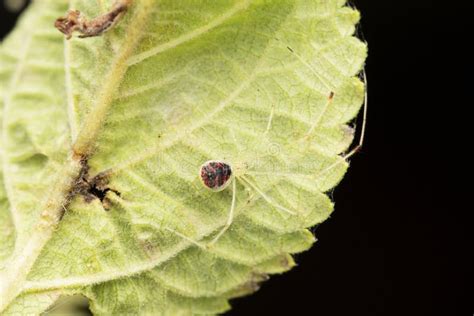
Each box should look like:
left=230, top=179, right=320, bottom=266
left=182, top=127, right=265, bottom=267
left=166, top=48, right=368, bottom=249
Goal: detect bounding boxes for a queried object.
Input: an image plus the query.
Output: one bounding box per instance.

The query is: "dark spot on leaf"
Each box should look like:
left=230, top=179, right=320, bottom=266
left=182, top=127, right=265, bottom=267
left=69, top=159, right=120, bottom=210
left=228, top=272, right=270, bottom=298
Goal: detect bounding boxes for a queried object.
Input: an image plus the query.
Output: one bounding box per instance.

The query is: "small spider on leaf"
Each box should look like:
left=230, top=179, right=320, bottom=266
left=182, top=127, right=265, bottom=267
left=165, top=72, right=367, bottom=249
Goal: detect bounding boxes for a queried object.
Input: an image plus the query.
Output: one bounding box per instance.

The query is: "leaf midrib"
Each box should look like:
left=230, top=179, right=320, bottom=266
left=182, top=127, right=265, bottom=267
left=72, top=0, right=154, bottom=157
left=0, top=1, right=154, bottom=311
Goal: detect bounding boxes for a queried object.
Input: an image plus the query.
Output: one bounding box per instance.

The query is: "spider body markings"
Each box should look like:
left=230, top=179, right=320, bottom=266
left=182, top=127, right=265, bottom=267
left=200, top=160, right=233, bottom=192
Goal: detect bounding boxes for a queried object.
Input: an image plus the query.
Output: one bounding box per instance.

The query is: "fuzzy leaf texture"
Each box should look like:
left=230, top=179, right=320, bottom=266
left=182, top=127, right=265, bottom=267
left=0, top=0, right=367, bottom=315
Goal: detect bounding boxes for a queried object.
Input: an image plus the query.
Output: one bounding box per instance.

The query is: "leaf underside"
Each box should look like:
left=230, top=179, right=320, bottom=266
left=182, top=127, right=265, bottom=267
left=0, top=0, right=366, bottom=315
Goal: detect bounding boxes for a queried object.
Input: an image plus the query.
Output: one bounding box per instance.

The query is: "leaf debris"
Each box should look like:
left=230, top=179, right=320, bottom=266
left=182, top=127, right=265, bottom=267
left=54, top=0, right=132, bottom=39
left=69, top=159, right=120, bottom=210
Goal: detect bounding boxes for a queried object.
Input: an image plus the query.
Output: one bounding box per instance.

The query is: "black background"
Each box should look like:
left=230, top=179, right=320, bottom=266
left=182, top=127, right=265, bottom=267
left=1, top=0, right=471, bottom=315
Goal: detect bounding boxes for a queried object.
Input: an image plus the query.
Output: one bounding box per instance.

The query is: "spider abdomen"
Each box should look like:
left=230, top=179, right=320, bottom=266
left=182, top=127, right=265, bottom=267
left=200, top=161, right=233, bottom=192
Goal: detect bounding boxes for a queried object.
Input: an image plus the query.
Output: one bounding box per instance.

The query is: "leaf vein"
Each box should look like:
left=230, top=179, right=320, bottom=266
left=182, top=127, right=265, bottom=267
left=127, top=0, right=252, bottom=66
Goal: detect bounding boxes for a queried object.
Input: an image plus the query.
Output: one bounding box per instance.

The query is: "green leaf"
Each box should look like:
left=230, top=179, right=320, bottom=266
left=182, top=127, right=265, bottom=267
left=0, top=0, right=366, bottom=314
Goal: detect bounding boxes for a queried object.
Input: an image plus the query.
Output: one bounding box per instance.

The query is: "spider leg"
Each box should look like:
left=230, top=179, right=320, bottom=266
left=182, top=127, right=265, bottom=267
left=208, top=179, right=237, bottom=246
left=287, top=46, right=334, bottom=92
left=239, top=175, right=296, bottom=215
left=316, top=69, right=368, bottom=177
left=286, top=46, right=351, bottom=142
left=165, top=179, right=237, bottom=248
left=264, top=103, right=275, bottom=135
left=304, top=91, right=334, bottom=139
left=164, top=227, right=206, bottom=250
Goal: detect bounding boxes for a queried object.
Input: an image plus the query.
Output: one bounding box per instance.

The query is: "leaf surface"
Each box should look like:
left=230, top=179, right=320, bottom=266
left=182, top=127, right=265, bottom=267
left=0, top=0, right=366, bottom=314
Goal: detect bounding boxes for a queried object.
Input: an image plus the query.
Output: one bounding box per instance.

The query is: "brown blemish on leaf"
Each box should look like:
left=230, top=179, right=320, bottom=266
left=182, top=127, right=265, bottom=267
left=140, top=239, right=161, bottom=259
left=247, top=272, right=270, bottom=292
left=278, top=255, right=291, bottom=269
left=227, top=272, right=270, bottom=299
left=67, top=158, right=120, bottom=210
left=329, top=91, right=335, bottom=100
left=243, top=273, right=269, bottom=293
left=54, top=0, right=132, bottom=39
